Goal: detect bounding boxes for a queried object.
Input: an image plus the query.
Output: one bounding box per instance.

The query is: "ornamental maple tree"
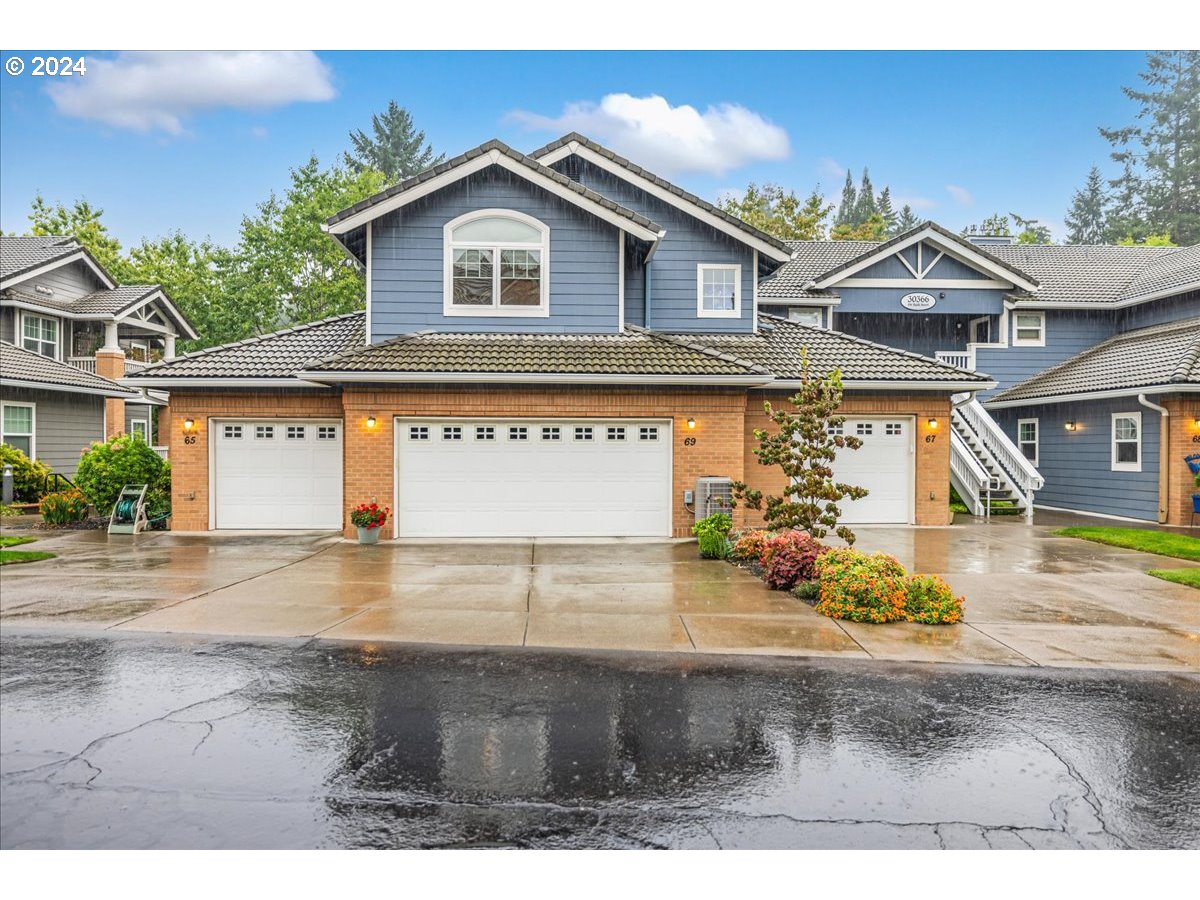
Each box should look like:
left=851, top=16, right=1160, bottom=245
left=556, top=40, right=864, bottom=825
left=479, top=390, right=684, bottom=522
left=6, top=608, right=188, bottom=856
left=732, top=353, right=868, bottom=545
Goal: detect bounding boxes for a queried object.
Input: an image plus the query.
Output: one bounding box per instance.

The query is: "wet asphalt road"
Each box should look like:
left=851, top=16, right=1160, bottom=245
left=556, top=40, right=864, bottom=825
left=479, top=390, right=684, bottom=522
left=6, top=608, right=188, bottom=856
left=1, top=632, right=1198, bottom=849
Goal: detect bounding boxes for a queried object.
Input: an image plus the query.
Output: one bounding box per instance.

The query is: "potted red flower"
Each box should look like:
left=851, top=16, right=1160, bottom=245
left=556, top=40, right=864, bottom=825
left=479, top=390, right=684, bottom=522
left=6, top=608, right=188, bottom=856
left=350, top=502, right=389, bottom=544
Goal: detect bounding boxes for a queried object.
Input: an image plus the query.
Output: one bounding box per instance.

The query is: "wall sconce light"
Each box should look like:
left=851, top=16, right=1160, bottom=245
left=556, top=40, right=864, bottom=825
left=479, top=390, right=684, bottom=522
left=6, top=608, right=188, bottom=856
left=366, top=416, right=377, bottom=430
left=927, top=418, right=938, bottom=430
left=686, top=417, right=697, bottom=430
left=183, top=418, right=195, bottom=432
left=1065, top=421, right=1077, bottom=432
left=1194, top=418, right=1200, bottom=430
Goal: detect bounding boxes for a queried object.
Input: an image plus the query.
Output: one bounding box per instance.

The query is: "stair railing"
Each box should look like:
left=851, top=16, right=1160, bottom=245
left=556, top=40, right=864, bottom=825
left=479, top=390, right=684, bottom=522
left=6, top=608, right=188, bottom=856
left=950, top=429, right=991, bottom=517
left=953, top=398, right=1044, bottom=518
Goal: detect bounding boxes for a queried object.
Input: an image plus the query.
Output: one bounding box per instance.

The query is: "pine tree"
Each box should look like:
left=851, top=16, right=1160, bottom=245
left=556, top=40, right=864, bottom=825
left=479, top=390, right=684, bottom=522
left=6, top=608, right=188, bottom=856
left=344, top=101, right=445, bottom=183
left=854, top=169, right=878, bottom=224
left=834, top=170, right=858, bottom=227
left=1100, top=50, right=1200, bottom=245
left=1064, top=167, right=1110, bottom=244
left=895, top=204, right=920, bottom=233
left=1105, top=157, right=1148, bottom=243
left=877, top=186, right=897, bottom=235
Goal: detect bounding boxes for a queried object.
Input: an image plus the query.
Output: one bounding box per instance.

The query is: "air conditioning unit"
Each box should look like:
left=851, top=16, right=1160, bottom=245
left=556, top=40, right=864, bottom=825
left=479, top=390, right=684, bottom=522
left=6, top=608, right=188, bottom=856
left=695, top=476, right=733, bottom=521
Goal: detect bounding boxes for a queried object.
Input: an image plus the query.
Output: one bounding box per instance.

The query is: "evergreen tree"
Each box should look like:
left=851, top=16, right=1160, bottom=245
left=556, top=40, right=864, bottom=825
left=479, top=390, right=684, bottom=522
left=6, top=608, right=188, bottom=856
left=28, top=197, right=130, bottom=280
left=1064, top=167, right=1110, bottom=244
left=895, top=204, right=920, bottom=233
left=876, top=186, right=898, bottom=235
left=344, top=101, right=445, bottom=182
left=963, top=214, right=1012, bottom=237
left=1010, top=212, right=1052, bottom=244
left=1100, top=50, right=1200, bottom=245
left=854, top=168, right=878, bottom=224
left=834, top=169, right=858, bottom=227
left=718, top=183, right=833, bottom=241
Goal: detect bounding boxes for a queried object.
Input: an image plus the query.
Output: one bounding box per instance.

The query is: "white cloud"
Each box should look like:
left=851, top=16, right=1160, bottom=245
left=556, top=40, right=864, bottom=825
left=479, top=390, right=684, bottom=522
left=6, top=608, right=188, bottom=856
left=509, top=93, right=789, bottom=176
left=894, top=193, right=936, bottom=211
left=47, top=51, right=336, bottom=134
left=945, top=184, right=974, bottom=206
left=816, top=156, right=847, bottom=181
left=251, top=126, right=269, bottom=140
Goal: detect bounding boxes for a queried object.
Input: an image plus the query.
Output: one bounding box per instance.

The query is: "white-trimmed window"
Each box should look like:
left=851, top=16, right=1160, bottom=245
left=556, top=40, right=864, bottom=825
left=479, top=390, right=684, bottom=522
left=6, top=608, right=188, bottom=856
left=445, top=210, right=549, bottom=317
left=788, top=307, right=823, bottom=327
left=131, top=419, right=149, bottom=442
left=697, top=264, right=741, bottom=318
left=21, top=314, right=59, bottom=358
left=541, top=426, right=561, bottom=441
left=286, top=425, right=306, bottom=440
left=255, top=425, right=275, bottom=440
left=1012, top=311, right=1045, bottom=347
left=1112, top=412, right=1141, bottom=472
left=223, top=424, right=243, bottom=440
left=1017, top=418, right=1038, bottom=466
left=442, top=426, right=463, bottom=441
left=317, top=426, right=337, bottom=441
left=1, top=402, right=35, bottom=457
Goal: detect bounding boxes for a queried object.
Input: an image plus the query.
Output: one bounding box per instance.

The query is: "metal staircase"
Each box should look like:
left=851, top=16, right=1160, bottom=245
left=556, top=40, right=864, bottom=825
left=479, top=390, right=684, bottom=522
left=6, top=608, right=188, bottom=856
left=949, top=394, right=1044, bottom=519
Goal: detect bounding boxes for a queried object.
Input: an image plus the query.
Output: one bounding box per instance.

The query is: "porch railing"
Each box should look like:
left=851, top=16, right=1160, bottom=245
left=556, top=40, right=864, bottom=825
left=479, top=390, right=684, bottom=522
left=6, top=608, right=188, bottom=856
left=67, top=356, right=149, bottom=376
left=935, top=350, right=975, bottom=371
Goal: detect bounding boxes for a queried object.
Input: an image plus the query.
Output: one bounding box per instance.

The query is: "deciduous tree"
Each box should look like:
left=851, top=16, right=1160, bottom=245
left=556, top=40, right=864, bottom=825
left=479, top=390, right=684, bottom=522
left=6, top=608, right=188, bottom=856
left=718, top=183, right=833, bottom=241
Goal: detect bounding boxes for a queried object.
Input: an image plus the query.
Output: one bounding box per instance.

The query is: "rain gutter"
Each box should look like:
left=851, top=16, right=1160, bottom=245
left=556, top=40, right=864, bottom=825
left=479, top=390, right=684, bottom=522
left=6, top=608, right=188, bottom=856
left=1137, top=393, right=1170, bottom=524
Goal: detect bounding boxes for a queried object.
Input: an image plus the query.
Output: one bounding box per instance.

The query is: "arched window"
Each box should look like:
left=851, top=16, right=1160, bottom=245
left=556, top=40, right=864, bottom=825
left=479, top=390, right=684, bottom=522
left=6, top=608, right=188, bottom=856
left=444, top=210, right=549, bottom=316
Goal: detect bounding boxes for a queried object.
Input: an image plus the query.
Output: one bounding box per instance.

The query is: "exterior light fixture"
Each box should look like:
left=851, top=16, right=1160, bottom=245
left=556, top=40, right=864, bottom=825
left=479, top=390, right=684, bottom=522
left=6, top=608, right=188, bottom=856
left=366, top=416, right=377, bottom=429
left=183, top=418, right=195, bottom=432
left=686, top=417, right=696, bottom=430
left=1065, top=421, right=1077, bottom=432
left=1194, top=418, right=1200, bottom=429
left=927, top=418, right=938, bottom=430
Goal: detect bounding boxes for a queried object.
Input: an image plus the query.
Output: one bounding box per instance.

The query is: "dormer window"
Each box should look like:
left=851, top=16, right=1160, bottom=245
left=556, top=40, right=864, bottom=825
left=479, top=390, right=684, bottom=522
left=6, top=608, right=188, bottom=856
left=444, top=210, right=549, bottom=317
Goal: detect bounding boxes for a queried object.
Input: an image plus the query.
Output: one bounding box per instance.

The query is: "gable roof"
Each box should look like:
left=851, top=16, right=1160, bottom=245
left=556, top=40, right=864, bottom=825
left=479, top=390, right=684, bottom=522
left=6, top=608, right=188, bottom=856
left=4, top=284, right=199, bottom=340
left=805, top=222, right=1040, bottom=292
left=0, top=340, right=140, bottom=398
left=757, top=240, right=871, bottom=300
left=683, top=315, right=994, bottom=387
left=987, top=244, right=1187, bottom=306
left=323, top=139, right=663, bottom=253
left=986, top=317, right=1200, bottom=407
left=123, top=312, right=366, bottom=385
left=0, top=235, right=117, bottom=291
left=530, top=132, right=793, bottom=263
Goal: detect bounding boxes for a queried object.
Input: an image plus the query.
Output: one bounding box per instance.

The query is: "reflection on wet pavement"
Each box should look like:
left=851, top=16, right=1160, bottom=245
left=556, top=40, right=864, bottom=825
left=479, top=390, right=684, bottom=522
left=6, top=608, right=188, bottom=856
left=1, top=632, right=1197, bottom=849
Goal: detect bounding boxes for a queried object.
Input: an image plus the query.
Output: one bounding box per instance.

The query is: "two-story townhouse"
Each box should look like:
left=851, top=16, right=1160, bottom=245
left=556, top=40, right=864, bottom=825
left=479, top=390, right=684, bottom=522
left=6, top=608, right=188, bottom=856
left=128, top=136, right=991, bottom=539
left=761, top=226, right=1200, bottom=525
left=0, top=236, right=198, bottom=475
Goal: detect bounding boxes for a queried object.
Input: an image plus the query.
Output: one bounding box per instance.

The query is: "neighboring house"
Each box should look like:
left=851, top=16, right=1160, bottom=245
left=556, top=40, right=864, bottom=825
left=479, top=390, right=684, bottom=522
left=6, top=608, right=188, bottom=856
left=0, top=340, right=140, bottom=477
left=763, top=227, right=1199, bottom=525
left=127, top=136, right=991, bottom=539
left=0, top=236, right=197, bottom=471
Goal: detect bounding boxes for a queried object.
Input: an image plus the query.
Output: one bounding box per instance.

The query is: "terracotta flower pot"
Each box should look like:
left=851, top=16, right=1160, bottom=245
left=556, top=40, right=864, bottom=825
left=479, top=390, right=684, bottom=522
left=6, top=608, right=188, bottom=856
left=357, top=526, right=381, bottom=545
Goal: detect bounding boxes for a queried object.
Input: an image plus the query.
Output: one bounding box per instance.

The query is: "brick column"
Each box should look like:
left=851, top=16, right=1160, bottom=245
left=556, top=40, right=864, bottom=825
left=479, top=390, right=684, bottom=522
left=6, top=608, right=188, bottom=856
left=95, top=349, right=126, bottom=439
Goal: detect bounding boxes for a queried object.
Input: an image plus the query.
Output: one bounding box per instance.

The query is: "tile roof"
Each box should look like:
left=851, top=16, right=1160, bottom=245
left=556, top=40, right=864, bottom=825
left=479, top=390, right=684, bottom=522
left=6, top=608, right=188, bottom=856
left=529, top=132, right=792, bottom=257
left=0, top=235, right=81, bottom=281
left=300, top=326, right=768, bottom=378
left=0, top=340, right=139, bottom=397
left=757, top=240, right=871, bottom=300
left=1118, top=244, right=1200, bottom=301
left=127, top=312, right=366, bottom=380
left=683, top=315, right=993, bottom=384
left=987, top=244, right=1182, bottom=304
left=5, top=284, right=161, bottom=317
left=326, top=139, right=662, bottom=235
left=988, top=317, right=1200, bottom=404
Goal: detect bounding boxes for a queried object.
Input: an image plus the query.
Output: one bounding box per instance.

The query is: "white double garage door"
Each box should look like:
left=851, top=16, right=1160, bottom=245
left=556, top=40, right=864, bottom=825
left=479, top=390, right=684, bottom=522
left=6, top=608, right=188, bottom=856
left=211, top=415, right=914, bottom=534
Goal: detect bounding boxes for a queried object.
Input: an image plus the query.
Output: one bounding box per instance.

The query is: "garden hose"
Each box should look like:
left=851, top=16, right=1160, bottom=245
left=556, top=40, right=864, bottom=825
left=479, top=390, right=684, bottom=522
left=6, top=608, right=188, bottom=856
left=114, top=497, right=138, bottom=523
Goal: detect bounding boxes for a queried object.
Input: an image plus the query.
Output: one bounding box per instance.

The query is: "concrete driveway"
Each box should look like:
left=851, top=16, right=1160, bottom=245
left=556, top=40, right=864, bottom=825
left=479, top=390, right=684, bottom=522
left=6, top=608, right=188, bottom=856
left=2, top=514, right=1197, bottom=671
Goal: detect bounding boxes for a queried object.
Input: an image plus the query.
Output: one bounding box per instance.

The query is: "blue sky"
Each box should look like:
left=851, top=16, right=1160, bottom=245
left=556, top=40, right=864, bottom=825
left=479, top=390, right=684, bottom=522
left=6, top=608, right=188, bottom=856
left=0, top=50, right=1149, bottom=248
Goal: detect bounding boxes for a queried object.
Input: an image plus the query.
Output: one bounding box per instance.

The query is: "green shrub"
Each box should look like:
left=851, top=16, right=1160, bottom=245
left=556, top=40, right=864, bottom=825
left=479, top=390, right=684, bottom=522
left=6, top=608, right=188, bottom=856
left=0, top=503, right=21, bottom=518
left=791, top=580, right=820, bottom=604
left=814, top=548, right=909, bottom=623
left=693, top=512, right=732, bottom=559
left=0, top=443, right=52, bottom=502
left=904, top=575, right=965, bottom=624
left=39, top=489, right=90, bottom=525
left=74, top=435, right=170, bottom=515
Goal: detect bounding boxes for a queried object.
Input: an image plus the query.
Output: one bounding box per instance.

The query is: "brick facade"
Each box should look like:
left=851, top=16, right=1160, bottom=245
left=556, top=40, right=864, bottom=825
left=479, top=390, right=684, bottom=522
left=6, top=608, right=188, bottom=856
left=163, top=385, right=954, bottom=536
left=1163, top=394, right=1200, bottom=527
left=95, top=350, right=125, bottom=439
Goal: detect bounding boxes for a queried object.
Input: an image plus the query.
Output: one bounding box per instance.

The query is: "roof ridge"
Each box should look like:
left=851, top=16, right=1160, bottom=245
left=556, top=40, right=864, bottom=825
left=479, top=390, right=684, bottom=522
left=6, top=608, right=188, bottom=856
left=626, top=324, right=770, bottom=375
left=137, top=310, right=365, bottom=372
left=757, top=313, right=979, bottom=374
left=1172, top=328, right=1200, bottom=383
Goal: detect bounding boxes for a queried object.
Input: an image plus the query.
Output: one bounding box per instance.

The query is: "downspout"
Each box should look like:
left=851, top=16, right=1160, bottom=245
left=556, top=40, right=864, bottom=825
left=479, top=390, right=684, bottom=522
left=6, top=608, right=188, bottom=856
left=1138, top=393, right=1170, bottom=524
left=644, top=259, right=653, bottom=331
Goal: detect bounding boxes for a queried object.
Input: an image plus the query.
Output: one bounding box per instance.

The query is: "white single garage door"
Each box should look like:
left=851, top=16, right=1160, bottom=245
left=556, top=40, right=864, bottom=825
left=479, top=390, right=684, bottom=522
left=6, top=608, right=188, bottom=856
left=396, top=418, right=672, bottom=537
left=829, top=416, right=914, bottom=524
left=212, top=419, right=343, bottom=529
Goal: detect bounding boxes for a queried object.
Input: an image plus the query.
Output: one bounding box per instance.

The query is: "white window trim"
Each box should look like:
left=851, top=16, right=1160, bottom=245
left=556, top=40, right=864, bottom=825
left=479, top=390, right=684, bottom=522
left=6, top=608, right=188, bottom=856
left=697, top=264, right=742, bottom=319
left=20, top=311, right=60, bottom=359
left=1, top=401, right=36, bottom=458
left=788, top=307, right=824, bottom=327
left=1111, top=411, right=1142, bottom=473
left=1017, top=417, right=1039, bottom=467
left=130, top=418, right=149, bottom=441
left=1012, top=310, right=1046, bottom=347
left=443, top=208, right=550, bottom=318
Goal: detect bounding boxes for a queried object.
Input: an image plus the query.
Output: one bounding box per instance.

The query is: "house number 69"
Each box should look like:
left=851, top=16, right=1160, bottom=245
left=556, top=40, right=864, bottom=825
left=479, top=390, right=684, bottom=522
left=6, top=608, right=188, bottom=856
left=684, top=437, right=696, bottom=446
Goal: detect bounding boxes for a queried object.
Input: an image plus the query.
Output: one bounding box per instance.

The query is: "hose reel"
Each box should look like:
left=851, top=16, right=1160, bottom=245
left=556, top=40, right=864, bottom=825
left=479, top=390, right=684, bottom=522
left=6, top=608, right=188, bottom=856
left=108, top=484, right=149, bottom=535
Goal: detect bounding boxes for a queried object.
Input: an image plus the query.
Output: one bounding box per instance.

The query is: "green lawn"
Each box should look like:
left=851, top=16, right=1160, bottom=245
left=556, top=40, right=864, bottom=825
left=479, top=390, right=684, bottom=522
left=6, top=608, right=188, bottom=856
left=1054, top=527, right=1200, bottom=561
left=1148, top=568, right=1200, bottom=589
left=0, top=534, right=55, bottom=565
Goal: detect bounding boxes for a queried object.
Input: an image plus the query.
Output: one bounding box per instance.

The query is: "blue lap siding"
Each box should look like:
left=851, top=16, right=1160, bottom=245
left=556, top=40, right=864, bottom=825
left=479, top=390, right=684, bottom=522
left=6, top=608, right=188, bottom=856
left=992, top=398, right=1161, bottom=521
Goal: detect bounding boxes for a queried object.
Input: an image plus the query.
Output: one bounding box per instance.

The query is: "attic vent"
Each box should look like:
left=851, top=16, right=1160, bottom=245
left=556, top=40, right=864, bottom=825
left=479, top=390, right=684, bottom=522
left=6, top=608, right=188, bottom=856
left=560, top=156, right=581, bottom=182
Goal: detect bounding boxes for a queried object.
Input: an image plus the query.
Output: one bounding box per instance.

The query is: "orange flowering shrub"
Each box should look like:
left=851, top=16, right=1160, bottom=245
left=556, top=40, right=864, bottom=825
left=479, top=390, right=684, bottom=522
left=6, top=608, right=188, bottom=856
left=904, top=575, right=965, bottom=624
left=813, top=548, right=908, bottom=623
left=731, top=529, right=773, bottom=561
